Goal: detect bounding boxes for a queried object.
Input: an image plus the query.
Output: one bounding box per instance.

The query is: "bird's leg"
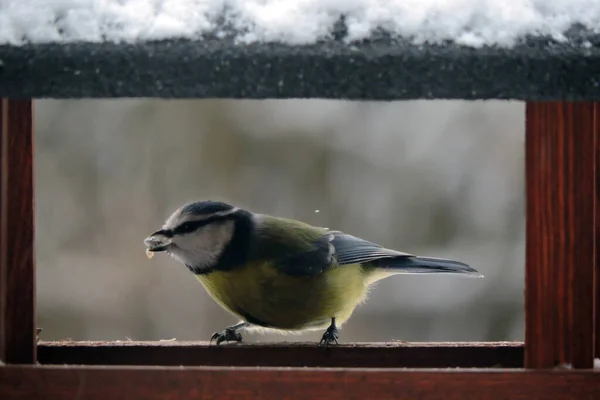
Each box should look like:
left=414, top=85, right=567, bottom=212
left=210, top=321, right=248, bottom=345
left=319, top=318, right=339, bottom=347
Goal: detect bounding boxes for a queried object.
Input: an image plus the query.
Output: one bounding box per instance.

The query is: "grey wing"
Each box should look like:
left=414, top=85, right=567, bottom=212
left=274, top=233, right=335, bottom=276
left=329, top=231, right=411, bottom=265
left=273, top=231, right=411, bottom=275
left=330, top=232, right=480, bottom=276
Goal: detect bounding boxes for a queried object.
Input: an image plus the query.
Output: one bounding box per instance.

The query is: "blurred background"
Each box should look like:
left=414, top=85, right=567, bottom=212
left=34, top=99, right=525, bottom=343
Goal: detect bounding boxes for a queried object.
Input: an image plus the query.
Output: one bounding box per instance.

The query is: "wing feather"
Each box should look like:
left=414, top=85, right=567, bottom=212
left=329, top=231, right=412, bottom=265
left=250, top=217, right=479, bottom=277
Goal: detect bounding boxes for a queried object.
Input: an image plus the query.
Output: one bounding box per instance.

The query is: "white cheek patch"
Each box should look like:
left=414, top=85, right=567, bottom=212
left=168, top=250, right=189, bottom=266
left=169, top=220, right=235, bottom=269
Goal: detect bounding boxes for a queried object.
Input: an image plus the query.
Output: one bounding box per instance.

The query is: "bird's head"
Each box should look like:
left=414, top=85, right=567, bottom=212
left=144, top=200, right=249, bottom=272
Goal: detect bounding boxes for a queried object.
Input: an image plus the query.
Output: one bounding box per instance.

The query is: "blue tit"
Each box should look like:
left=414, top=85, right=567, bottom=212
left=144, top=200, right=482, bottom=346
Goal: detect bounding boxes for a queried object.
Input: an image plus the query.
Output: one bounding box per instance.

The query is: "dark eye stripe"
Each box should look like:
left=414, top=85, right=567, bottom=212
left=174, top=220, right=208, bottom=235
left=173, top=212, right=238, bottom=236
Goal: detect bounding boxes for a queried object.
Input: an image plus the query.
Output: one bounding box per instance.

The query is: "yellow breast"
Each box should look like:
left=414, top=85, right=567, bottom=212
left=196, top=262, right=369, bottom=331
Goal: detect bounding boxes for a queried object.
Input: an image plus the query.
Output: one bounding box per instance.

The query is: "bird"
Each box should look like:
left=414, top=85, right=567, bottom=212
left=143, top=200, right=482, bottom=346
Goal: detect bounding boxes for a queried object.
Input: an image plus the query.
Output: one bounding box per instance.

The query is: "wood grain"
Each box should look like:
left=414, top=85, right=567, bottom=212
left=37, top=341, right=523, bottom=368
left=1, top=365, right=599, bottom=400
left=0, top=99, right=35, bottom=364
left=596, top=102, right=600, bottom=360
left=525, top=102, right=596, bottom=368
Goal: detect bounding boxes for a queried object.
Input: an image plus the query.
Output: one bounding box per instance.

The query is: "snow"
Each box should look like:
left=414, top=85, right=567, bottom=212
left=0, top=0, right=599, bottom=47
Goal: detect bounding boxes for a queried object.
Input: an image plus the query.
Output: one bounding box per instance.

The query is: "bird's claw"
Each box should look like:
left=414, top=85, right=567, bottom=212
left=319, top=325, right=339, bottom=347
left=210, top=328, right=243, bottom=345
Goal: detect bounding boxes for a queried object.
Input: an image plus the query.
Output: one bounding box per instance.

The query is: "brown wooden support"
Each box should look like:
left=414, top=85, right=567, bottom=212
left=596, top=102, right=600, bottom=360
left=1, top=366, right=599, bottom=400
left=37, top=341, right=523, bottom=368
left=0, top=99, right=36, bottom=364
left=525, top=102, right=597, bottom=369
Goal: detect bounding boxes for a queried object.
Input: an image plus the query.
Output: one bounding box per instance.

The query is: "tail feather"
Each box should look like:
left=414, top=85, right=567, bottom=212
left=377, top=256, right=483, bottom=277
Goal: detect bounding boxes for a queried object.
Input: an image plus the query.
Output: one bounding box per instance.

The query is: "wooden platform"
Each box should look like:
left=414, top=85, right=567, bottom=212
left=36, top=341, right=524, bottom=368
left=1, top=29, right=600, bottom=399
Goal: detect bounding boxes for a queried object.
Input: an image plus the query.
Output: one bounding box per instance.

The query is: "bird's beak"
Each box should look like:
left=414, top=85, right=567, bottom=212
left=144, top=231, right=172, bottom=253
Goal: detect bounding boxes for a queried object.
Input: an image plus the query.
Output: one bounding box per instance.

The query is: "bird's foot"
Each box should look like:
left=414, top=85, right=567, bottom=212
left=210, top=328, right=243, bottom=345
left=319, top=324, right=339, bottom=347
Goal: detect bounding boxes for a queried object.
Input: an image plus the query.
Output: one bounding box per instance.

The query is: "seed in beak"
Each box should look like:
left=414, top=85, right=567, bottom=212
left=146, top=248, right=155, bottom=259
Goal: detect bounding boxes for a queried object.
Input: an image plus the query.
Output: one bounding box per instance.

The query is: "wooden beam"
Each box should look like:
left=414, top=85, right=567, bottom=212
left=525, top=102, right=596, bottom=369
left=596, top=102, right=600, bottom=360
left=37, top=341, right=523, bottom=368
left=1, top=365, right=599, bottom=400
left=0, top=99, right=35, bottom=364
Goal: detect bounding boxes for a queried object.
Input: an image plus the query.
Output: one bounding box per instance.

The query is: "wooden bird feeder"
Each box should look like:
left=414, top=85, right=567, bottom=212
left=1, top=21, right=599, bottom=399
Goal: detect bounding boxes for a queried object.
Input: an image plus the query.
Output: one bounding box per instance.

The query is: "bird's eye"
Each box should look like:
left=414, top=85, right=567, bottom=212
left=178, top=222, right=197, bottom=234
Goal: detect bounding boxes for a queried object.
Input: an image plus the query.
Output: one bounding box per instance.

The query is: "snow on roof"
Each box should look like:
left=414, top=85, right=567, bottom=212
left=0, top=0, right=598, bottom=48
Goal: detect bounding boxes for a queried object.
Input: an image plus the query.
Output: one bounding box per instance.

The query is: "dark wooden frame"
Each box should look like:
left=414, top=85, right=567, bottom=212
left=3, top=366, right=600, bottom=400
left=36, top=341, right=525, bottom=368
left=0, top=99, right=35, bottom=365
left=1, top=99, right=599, bottom=398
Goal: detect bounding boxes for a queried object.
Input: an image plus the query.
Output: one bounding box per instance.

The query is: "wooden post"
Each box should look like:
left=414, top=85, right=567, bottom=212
left=525, top=102, right=596, bottom=369
left=0, top=99, right=36, bottom=364
left=596, top=102, right=600, bottom=361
